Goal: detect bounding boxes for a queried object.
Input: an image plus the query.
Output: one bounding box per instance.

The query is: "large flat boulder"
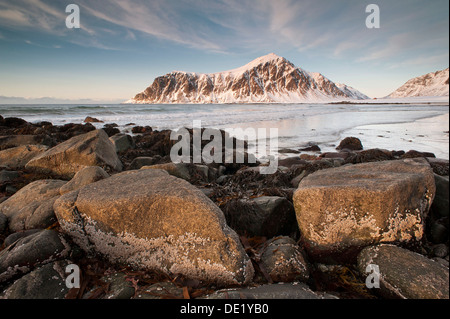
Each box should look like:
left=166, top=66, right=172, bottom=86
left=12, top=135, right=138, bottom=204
left=293, top=158, right=435, bottom=263
left=25, top=129, right=122, bottom=178
left=53, top=169, right=254, bottom=286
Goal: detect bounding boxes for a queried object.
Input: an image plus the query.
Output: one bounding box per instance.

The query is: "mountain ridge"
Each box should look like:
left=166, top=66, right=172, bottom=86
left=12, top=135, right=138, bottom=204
left=387, top=67, right=449, bottom=98
left=126, top=53, right=369, bottom=104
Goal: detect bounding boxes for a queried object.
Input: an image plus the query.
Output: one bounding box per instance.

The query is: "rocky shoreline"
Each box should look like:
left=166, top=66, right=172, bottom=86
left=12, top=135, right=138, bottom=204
left=0, top=115, right=448, bottom=299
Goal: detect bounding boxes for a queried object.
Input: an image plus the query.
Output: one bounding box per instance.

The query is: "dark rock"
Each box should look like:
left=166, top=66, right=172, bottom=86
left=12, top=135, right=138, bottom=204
left=432, top=174, right=449, bottom=218
left=102, top=272, right=136, bottom=299
left=2, top=117, right=28, bottom=128
left=299, top=144, right=321, bottom=152
left=222, top=196, right=298, bottom=238
left=0, top=170, right=21, bottom=183
left=429, top=220, right=449, bottom=244
left=290, top=170, right=307, bottom=188
left=102, top=124, right=121, bottom=137
left=109, top=133, right=135, bottom=153
left=0, top=229, right=71, bottom=283
left=320, top=151, right=353, bottom=160
left=132, top=126, right=153, bottom=134
left=259, top=236, right=310, bottom=283
left=336, top=137, right=363, bottom=151
left=128, top=156, right=162, bottom=170
left=3, top=229, right=42, bottom=247
left=250, top=196, right=298, bottom=238
left=344, top=148, right=395, bottom=164
left=2, top=260, right=71, bottom=299
left=278, top=157, right=307, bottom=168
left=402, top=150, right=436, bottom=159
left=84, top=116, right=103, bottom=123
left=278, top=148, right=300, bottom=154
left=357, top=244, right=449, bottom=299
left=432, top=244, right=449, bottom=258
left=392, top=150, right=406, bottom=157
left=426, top=158, right=449, bottom=176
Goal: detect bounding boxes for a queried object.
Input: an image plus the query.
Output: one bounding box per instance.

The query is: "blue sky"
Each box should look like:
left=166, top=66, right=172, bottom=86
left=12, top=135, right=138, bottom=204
left=0, top=0, right=448, bottom=102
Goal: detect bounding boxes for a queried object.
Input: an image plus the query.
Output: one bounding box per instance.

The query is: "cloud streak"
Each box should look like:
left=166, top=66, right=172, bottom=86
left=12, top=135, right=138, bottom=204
left=0, top=0, right=448, bottom=64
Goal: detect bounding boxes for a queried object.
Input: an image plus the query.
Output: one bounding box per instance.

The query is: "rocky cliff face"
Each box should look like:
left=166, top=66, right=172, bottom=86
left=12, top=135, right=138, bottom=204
left=387, top=68, right=449, bottom=98
left=126, top=53, right=369, bottom=104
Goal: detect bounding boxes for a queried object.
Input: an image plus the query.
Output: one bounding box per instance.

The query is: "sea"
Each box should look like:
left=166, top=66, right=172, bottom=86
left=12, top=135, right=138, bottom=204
left=0, top=102, right=449, bottom=159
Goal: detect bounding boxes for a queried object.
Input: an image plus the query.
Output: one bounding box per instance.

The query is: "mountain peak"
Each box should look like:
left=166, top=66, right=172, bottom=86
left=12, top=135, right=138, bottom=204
left=216, top=53, right=291, bottom=76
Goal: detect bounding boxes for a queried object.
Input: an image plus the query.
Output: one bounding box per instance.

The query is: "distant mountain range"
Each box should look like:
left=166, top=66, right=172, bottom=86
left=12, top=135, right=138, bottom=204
left=387, top=67, right=449, bottom=98
left=0, top=96, right=124, bottom=104
left=126, top=53, right=369, bottom=104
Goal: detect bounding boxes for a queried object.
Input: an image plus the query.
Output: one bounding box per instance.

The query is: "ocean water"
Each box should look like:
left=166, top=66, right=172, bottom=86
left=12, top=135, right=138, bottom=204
left=0, top=103, right=449, bottom=159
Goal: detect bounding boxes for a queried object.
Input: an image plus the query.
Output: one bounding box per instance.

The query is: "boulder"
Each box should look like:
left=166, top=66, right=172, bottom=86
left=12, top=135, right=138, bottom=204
left=0, top=179, right=66, bottom=232
left=53, top=169, right=254, bottom=286
left=25, top=129, right=123, bottom=178
left=0, top=229, right=71, bottom=283
left=426, top=158, right=449, bottom=176
left=293, top=158, right=435, bottom=263
left=0, top=135, right=53, bottom=151
left=59, top=166, right=109, bottom=195
left=84, top=116, right=103, bottom=123
left=2, top=260, right=71, bottom=299
left=432, top=174, right=449, bottom=218
left=260, top=236, right=310, bottom=283
left=109, top=133, right=135, bottom=153
left=0, top=145, right=49, bottom=169
left=250, top=196, right=298, bottom=238
left=3, top=229, right=41, bottom=248
left=221, top=196, right=298, bottom=238
left=357, top=244, right=449, bottom=299
left=336, top=137, right=363, bottom=151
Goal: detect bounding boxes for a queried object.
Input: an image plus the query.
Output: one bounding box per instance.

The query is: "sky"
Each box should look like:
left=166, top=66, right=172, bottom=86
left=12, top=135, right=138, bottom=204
left=0, top=0, right=448, bottom=102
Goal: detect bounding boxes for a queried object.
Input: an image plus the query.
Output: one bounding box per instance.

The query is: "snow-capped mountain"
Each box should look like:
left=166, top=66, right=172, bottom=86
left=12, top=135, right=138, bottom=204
left=126, top=53, right=369, bottom=104
left=387, top=68, right=449, bottom=98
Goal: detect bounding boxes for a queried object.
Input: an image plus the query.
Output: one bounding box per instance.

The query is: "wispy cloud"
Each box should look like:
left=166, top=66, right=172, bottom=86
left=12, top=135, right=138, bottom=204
left=0, top=0, right=448, bottom=62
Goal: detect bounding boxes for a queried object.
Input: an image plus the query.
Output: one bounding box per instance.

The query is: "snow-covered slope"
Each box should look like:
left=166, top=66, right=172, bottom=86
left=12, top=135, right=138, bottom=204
left=336, top=83, right=370, bottom=100
left=387, top=68, right=449, bottom=98
left=126, top=53, right=369, bottom=104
